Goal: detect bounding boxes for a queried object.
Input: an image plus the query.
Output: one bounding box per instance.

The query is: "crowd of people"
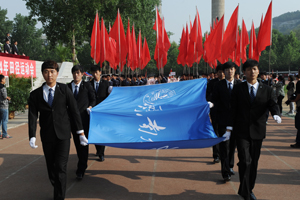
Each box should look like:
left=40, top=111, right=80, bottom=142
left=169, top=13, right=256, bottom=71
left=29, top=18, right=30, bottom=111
left=0, top=58, right=295, bottom=200
left=1, top=33, right=21, bottom=55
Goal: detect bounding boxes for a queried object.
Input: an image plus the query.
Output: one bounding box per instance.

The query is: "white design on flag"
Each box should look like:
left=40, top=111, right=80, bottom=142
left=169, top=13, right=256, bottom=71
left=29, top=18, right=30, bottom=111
left=152, top=146, right=179, bottom=149
left=140, top=136, right=153, bottom=142
left=138, top=117, right=166, bottom=136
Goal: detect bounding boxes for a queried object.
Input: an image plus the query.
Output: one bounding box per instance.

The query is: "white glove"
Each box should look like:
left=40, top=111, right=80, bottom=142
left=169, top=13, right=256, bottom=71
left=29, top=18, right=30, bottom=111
left=29, top=137, right=38, bottom=149
left=208, top=101, right=214, bottom=108
left=79, top=135, right=88, bottom=146
left=273, top=115, right=282, bottom=124
left=87, top=107, right=92, bottom=115
left=223, top=131, right=231, bottom=141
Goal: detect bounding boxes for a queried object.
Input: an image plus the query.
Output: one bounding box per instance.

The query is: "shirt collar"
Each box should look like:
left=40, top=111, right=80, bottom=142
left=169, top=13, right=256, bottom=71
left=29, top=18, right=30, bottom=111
left=247, top=81, right=259, bottom=89
left=72, top=80, right=81, bottom=87
left=44, top=83, right=56, bottom=91
left=226, top=79, right=234, bottom=85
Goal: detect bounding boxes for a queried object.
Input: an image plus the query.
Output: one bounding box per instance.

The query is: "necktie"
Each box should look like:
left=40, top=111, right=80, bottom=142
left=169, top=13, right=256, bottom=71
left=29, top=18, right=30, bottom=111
left=48, top=88, right=53, bottom=107
left=228, top=82, right=232, bottom=94
left=96, top=82, right=99, bottom=92
left=250, top=86, right=255, bottom=103
left=74, top=85, right=78, bottom=99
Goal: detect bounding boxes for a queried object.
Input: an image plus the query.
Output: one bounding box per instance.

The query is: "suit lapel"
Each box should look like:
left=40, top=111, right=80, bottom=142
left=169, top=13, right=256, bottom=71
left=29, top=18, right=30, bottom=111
left=52, top=84, right=62, bottom=107
left=253, top=83, right=264, bottom=104
left=242, top=82, right=252, bottom=105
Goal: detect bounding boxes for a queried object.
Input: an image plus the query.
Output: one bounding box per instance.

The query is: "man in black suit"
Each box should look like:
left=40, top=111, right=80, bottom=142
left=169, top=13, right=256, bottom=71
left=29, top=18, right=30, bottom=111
left=12, top=41, right=18, bottom=55
left=67, top=65, right=96, bottom=180
left=28, top=60, right=88, bottom=200
left=227, top=59, right=281, bottom=200
left=90, top=65, right=112, bottom=161
left=206, top=64, right=225, bottom=164
left=212, top=61, right=241, bottom=182
left=4, top=40, right=11, bottom=54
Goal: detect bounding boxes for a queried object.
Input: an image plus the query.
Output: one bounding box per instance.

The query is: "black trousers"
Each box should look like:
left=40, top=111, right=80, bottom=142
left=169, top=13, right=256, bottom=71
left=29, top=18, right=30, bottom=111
left=295, top=112, right=300, bottom=144
left=277, top=95, right=284, bottom=114
left=236, top=138, right=263, bottom=200
left=218, top=125, right=232, bottom=178
left=212, top=121, right=219, bottom=159
left=71, top=116, right=90, bottom=175
left=95, top=145, right=105, bottom=157
left=42, top=138, right=70, bottom=200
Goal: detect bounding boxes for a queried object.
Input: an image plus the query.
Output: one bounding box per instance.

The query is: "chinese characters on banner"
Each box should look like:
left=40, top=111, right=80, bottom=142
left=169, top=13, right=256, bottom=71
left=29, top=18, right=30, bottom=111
left=0, top=56, right=36, bottom=78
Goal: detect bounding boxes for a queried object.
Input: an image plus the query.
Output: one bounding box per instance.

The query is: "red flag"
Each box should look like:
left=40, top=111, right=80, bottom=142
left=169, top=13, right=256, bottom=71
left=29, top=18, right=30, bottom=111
left=137, top=30, right=143, bottom=69
left=205, top=15, right=224, bottom=63
left=188, top=9, right=203, bottom=64
left=126, top=18, right=132, bottom=68
left=249, top=21, right=259, bottom=61
left=234, top=32, right=241, bottom=66
left=99, top=18, right=114, bottom=67
left=90, top=12, right=101, bottom=64
left=109, top=9, right=128, bottom=71
left=241, top=19, right=249, bottom=63
left=177, top=26, right=187, bottom=66
left=221, top=5, right=239, bottom=63
left=153, top=8, right=170, bottom=69
left=142, top=37, right=150, bottom=69
left=131, top=24, right=138, bottom=71
left=257, top=1, right=272, bottom=53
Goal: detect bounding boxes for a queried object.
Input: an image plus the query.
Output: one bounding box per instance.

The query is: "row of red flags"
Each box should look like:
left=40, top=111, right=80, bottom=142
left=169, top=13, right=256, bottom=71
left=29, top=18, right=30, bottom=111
left=177, top=1, right=273, bottom=68
left=90, top=10, right=151, bottom=71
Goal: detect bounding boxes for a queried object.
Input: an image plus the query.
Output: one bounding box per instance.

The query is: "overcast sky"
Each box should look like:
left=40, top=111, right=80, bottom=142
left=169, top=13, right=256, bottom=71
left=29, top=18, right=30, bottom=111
left=2, top=0, right=300, bottom=43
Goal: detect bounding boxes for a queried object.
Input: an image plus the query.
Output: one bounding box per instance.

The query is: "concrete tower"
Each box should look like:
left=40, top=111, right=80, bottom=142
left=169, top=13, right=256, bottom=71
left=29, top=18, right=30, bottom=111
left=211, top=0, right=225, bottom=25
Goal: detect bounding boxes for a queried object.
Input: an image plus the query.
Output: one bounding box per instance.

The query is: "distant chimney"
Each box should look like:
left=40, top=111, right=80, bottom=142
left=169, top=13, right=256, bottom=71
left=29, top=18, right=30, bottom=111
left=211, top=0, right=225, bottom=25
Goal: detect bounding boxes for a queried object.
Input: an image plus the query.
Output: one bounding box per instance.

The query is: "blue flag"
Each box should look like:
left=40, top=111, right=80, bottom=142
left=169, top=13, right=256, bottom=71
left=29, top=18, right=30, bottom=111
left=88, top=78, right=224, bottom=149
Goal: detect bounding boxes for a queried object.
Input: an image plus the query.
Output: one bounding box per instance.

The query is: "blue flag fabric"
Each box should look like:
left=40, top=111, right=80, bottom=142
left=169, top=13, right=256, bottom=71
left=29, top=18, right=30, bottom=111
left=88, top=78, right=224, bottom=149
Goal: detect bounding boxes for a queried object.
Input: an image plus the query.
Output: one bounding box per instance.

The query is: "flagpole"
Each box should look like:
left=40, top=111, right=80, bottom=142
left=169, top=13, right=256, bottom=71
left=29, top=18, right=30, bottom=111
left=117, top=9, right=122, bottom=75
left=94, top=10, right=98, bottom=64
left=234, top=4, right=239, bottom=66
left=268, top=0, right=273, bottom=82
left=155, top=5, right=160, bottom=76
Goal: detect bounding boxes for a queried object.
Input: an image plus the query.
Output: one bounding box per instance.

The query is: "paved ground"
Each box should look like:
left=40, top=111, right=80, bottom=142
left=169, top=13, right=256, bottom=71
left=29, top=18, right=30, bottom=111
left=0, top=102, right=299, bottom=200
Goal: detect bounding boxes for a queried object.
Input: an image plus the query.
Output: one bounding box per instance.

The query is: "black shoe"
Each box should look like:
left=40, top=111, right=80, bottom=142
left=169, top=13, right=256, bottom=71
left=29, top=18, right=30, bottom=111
left=213, top=157, right=220, bottom=163
left=223, top=174, right=231, bottom=182
left=230, top=168, right=235, bottom=175
left=290, top=143, right=300, bottom=148
left=250, top=192, right=257, bottom=200
left=98, top=155, right=105, bottom=162
left=95, top=152, right=99, bottom=156
left=76, top=173, right=83, bottom=180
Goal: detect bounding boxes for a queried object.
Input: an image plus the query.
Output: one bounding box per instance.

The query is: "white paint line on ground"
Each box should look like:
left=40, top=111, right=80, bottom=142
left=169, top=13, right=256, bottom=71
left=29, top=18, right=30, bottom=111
left=0, top=155, right=43, bottom=184
left=148, top=149, right=159, bottom=200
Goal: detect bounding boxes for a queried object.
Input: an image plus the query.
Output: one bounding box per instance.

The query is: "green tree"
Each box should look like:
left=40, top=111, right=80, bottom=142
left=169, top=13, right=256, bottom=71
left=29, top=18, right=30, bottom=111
left=24, top=0, right=160, bottom=65
left=0, top=7, right=13, bottom=44
left=11, top=14, right=44, bottom=60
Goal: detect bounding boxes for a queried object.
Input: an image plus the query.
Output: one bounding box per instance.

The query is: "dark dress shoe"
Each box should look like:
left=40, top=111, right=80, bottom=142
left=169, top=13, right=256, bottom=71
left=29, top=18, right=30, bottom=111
left=230, top=168, right=235, bottom=175
left=213, top=157, right=220, bottom=163
left=76, top=173, right=83, bottom=180
left=223, top=174, right=231, bottom=182
left=250, top=192, right=257, bottom=200
left=290, top=143, right=300, bottom=148
left=98, top=155, right=105, bottom=162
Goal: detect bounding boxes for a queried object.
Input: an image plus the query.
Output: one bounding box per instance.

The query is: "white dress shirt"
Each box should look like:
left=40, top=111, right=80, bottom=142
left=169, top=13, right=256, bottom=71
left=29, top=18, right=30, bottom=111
left=71, top=80, right=81, bottom=93
left=247, top=81, right=259, bottom=97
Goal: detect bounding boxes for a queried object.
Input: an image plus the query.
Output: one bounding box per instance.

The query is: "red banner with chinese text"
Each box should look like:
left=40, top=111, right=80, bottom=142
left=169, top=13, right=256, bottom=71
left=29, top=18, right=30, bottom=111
left=0, top=56, right=36, bottom=78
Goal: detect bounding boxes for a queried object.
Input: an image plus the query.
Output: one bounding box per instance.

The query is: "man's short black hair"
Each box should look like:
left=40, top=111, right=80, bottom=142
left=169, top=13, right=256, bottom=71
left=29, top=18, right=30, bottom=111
left=90, top=65, right=101, bottom=72
left=71, top=65, right=84, bottom=73
left=260, top=71, right=267, bottom=76
left=41, top=60, right=59, bottom=72
left=235, top=71, right=240, bottom=75
left=242, top=59, right=259, bottom=71
left=223, top=61, right=237, bottom=71
left=0, top=75, right=5, bottom=82
left=216, top=64, right=223, bottom=72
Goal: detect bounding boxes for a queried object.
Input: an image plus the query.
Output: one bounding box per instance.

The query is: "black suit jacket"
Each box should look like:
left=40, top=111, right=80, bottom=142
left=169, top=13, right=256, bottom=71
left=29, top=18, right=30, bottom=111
left=28, top=82, right=83, bottom=142
left=12, top=45, right=18, bottom=55
left=206, top=78, right=219, bottom=101
left=4, top=44, right=11, bottom=54
left=90, top=79, right=110, bottom=105
left=212, top=79, right=241, bottom=126
left=229, top=82, right=279, bottom=140
left=67, top=81, right=96, bottom=132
